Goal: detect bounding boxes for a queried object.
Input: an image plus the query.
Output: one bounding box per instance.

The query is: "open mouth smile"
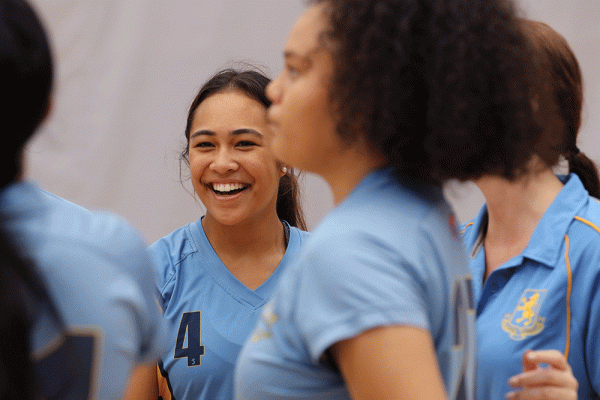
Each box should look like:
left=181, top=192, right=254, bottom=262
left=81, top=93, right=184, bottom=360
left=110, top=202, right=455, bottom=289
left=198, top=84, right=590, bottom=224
left=209, top=182, right=249, bottom=195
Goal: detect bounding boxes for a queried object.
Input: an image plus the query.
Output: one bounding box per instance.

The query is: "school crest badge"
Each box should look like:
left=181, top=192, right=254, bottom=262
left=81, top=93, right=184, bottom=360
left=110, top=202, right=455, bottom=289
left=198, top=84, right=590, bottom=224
left=501, top=289, right=547, bottom=340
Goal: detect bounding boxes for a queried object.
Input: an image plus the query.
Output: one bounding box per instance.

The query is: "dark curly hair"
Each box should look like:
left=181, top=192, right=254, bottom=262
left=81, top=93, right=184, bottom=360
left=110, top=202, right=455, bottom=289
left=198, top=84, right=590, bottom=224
left=181, top=68, right=307, bottom=230
left=520, top=20, right=599, bottom=198
left=310, top=0, right=549, bottom=185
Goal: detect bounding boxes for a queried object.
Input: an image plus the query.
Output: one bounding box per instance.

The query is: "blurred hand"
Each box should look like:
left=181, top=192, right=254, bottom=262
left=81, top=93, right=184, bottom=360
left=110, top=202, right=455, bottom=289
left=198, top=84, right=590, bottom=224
left=505, top=349, right=577, bottom=400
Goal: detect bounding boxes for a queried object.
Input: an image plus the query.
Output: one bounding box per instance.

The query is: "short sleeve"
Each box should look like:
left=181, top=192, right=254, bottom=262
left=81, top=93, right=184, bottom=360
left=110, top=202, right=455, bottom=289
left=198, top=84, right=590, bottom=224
left=295, top=230, right=429, bottom=363
left=148, top=238, right=178, bottom=311
left=88, top=215, right=167, bottom=364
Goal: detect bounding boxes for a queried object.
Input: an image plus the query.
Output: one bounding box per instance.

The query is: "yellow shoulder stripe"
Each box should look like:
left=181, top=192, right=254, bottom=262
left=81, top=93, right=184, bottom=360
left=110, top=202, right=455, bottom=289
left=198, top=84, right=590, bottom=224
left=573, top=216, right=600, bottom=235
left=460, top=222, right=474, bottom=235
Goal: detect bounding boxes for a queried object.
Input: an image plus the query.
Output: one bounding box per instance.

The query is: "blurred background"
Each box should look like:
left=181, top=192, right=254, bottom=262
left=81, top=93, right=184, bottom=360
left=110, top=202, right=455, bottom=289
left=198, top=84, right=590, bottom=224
left=25, top=0, right=600, bottom=243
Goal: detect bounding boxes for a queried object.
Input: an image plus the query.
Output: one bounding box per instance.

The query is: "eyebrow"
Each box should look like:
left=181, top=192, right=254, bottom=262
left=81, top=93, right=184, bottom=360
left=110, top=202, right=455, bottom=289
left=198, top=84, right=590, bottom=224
left=190, top=128, right=264, bottom=140
left=283, top=42, right=325, bottom=64
left=283, top=30, right=332, bottom=62
left=284, top=50, right=309, bottom=62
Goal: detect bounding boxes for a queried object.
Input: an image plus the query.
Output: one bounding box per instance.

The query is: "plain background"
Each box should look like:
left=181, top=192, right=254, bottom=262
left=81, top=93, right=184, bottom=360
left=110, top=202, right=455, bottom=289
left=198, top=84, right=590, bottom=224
left=25, top=0, right=600, bottom=244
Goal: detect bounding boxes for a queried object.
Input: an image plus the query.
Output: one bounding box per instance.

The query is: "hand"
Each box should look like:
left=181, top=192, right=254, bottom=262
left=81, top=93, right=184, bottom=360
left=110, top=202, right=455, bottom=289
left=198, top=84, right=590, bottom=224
left=505, top=349, right=578, bottom=400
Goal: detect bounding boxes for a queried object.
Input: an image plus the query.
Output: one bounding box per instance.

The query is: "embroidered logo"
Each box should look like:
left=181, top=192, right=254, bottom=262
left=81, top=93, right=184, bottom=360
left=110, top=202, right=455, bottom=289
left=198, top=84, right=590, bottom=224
left=251, top=302, right=278, bottom=343
left=501, top=289, right=547, bottom=340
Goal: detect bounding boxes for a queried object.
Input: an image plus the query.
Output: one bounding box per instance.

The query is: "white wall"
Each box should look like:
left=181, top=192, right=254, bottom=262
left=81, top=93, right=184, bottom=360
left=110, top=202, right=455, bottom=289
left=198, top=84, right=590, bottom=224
left=25, top=0, right=600, bottom=243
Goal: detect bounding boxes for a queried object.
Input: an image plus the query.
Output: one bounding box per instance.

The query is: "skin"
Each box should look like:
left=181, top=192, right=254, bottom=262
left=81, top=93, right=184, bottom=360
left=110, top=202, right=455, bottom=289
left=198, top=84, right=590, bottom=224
left=189, top=90, right=283, bottom=230
left=475, top=165, right=578, bottom=400
left=506, top=350, right=578, bottom=400
left=266, top=4, right=386, bottom=204
left=137, top=91, right=290, bottom=400
left=267, top=4, right=447, bottom=400
left=188, top=90, right=286, bottom=290
left=121, top=363, right=158, bottom=400
left=331, top=326, right=448, bottom=400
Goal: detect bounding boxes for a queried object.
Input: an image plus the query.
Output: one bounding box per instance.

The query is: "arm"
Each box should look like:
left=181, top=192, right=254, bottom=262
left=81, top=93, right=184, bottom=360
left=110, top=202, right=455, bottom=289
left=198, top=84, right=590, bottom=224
left=121, top=363, right=159, bottom=400
left=506, top=350, right=578, bottom=400
left=331, top=325, right=447, bottom=400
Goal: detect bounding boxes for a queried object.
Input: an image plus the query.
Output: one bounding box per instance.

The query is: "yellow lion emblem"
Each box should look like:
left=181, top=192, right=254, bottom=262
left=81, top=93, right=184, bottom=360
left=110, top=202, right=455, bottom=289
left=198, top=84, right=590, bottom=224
left=501, top=289, right=546, bottom=340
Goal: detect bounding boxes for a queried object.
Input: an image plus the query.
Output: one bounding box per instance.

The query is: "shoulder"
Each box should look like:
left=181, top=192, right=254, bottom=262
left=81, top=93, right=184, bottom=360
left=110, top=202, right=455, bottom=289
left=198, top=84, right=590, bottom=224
left=460, top=203, right=487, bottom=252
left=54, top=208, right=149, bottom=266
left=149, top=223, right=198, bottom=268
left=460, top=220, right=476, bottom=236
left=40, top=189, right=92, bottom=215
left=569, top=196, right=600, bottom=248
left=12, top=189, right=152, bottom=276
left=287, top=225, right=311, bottom=246
left=326, top=177, right=451, bottom=249
left=460, top=219, right=477, bottom=249
left=149, top=223, right=199, bottom=296
left=23, top=187, right=147, bottom=256
left=303, top=193, right=448, bottom=281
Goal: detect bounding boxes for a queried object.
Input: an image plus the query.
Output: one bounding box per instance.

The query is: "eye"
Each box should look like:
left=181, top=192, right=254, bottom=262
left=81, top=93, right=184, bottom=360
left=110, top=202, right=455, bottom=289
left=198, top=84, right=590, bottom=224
left=236, top=140, right=258, bottom=148
left=192, top=141, right=214, bottom=149
left=285, top=63, right=300, bottom=78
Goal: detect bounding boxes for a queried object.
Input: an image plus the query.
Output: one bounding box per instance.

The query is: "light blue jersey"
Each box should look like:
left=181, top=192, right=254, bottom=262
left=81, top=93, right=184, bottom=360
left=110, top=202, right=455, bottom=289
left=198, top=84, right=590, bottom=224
left=461, top=173, right=600, bottom=400
left=0, top=181, right=166, bottom=400
left=235, top=168, right=476, bottom=400
left=150, top=218, right=309, bottom=400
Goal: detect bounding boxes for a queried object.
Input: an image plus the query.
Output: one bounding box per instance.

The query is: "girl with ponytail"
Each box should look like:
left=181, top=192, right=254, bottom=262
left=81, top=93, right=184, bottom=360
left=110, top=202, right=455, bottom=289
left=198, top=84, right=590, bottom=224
left=462, top=20, right=600, bottom=400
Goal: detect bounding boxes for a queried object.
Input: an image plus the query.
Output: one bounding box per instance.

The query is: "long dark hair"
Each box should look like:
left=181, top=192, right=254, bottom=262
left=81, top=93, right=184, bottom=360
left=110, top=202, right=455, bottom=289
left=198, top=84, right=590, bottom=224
left=181, top=68, right=307, bottom=230
left=0, top=0, right=53, bottom=184
left=521, top=20, right=600, bottom=198
left=0, top=0, right=53, bottom=397
left=0, top=229, right=38, bottom=398
left=311, top=0, right=550, bottom=185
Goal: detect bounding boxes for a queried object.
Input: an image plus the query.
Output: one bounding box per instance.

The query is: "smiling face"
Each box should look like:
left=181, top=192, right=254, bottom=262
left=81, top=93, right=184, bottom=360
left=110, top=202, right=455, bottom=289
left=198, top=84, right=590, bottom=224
left=188, top=90, right=283, bottom=227
left=266, top=3, right=342, bottom=178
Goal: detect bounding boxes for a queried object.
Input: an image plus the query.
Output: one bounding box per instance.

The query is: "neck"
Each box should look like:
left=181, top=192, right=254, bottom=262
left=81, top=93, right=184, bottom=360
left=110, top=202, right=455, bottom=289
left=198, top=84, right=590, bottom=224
left=202, top=210, right=287, bottom=290
left=475, top=168, right=563, bottom=275
left=321, top=137, right=387, bottom=205
left=202, top=211, right=285, bottom=256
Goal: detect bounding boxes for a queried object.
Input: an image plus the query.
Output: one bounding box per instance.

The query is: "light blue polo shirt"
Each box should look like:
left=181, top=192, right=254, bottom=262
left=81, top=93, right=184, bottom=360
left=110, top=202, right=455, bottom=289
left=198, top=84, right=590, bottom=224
left=461, top=173, right=600, bottom=400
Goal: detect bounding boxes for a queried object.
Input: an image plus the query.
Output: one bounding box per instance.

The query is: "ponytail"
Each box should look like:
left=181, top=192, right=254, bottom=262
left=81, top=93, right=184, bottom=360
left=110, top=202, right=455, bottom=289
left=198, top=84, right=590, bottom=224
left=568, top=151, right=600, bottom=198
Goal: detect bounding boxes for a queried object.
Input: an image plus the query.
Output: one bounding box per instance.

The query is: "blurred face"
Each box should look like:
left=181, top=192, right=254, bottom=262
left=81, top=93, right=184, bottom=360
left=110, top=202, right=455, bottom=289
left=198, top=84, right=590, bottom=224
left=188, top=90, right=283, bottom=226
left=266, top=3, right=342, bottom=176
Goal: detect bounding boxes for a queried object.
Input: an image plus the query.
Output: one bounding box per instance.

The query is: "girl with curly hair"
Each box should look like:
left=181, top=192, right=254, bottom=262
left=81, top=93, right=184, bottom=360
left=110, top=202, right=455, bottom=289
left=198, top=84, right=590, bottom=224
left=236, top=1, right=552, bottom=399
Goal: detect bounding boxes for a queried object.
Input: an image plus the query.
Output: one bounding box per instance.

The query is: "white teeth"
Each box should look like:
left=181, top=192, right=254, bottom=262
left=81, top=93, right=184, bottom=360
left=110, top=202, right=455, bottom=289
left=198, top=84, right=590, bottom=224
left=212, top=183, right=246, bottom=193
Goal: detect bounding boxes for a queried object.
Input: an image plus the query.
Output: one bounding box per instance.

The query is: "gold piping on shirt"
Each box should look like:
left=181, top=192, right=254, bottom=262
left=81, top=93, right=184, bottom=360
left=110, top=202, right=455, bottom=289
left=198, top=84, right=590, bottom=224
left=563, top=235, right=572, bottom=359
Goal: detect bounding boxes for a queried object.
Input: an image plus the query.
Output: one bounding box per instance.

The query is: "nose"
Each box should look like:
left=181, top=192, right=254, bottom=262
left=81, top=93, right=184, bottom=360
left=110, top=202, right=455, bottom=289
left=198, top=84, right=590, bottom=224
left=210, top=148, right=238, bottom=174
left=266, top=73, right=282, bottom=104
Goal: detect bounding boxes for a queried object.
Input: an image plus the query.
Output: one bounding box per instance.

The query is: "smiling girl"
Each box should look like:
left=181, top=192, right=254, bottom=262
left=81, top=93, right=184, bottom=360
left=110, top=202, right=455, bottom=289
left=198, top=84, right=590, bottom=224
left=149, top=69, right=308, bottom=400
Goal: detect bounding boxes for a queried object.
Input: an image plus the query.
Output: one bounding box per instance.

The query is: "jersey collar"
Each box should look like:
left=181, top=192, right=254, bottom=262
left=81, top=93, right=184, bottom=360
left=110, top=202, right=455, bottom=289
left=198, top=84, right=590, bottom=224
left=466, top=173, right=588, bottom=270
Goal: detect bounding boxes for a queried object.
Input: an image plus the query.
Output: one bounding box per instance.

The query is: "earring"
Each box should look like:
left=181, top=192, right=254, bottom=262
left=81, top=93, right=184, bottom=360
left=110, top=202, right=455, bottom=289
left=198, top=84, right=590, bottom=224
left=282, top=166, right=288, bottom=173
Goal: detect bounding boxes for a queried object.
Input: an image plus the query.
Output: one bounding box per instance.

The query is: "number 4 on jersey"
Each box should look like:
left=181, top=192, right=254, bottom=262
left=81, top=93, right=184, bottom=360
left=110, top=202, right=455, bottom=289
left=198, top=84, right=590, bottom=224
left=174, top=311, right=205, bottom=367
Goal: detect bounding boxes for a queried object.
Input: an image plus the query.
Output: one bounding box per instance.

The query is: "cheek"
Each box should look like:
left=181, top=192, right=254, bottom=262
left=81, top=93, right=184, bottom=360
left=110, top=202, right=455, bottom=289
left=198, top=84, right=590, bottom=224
left=294, top=85, right=330, bottom=131
left=249, top=157, right=280, bottom=182
left=188, top=155, right=208, bottom=184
